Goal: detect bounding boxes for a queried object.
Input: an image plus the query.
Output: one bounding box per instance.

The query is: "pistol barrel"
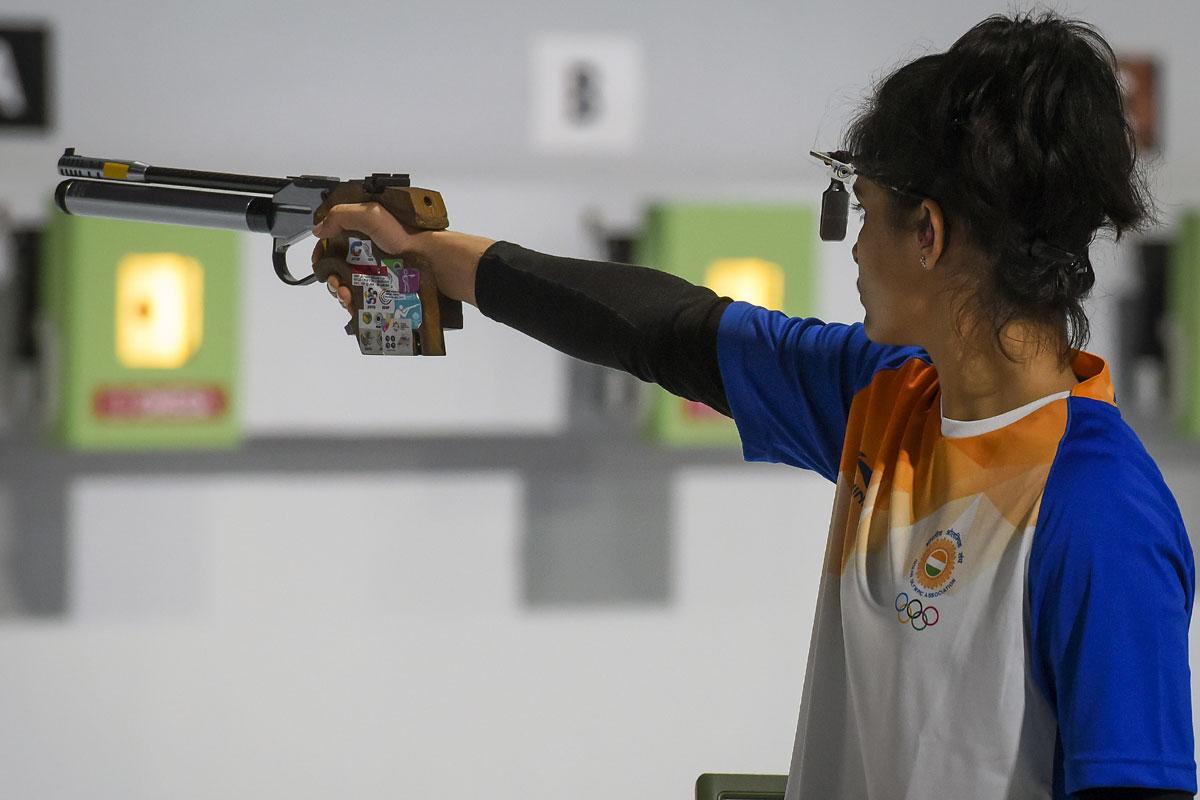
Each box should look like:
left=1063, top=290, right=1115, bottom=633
left=58, top=148, right=290, bottom=195
left=55, top=179, right=273, bottom=233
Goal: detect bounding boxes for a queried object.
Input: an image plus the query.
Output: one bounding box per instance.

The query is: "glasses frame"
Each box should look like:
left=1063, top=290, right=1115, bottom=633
left=809, top=150, right=928, bottom=241
left=809, top=150, right=857, bottom=186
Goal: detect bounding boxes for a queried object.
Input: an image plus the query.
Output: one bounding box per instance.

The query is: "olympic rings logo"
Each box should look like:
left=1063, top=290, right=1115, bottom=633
left=895, top=592, right=940, bottom=631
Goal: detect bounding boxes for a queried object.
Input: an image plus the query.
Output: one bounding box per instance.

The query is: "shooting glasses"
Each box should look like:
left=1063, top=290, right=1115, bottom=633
left=810, top=150, right=858, bottom=242
left=810, top=149, right=930, bottom=242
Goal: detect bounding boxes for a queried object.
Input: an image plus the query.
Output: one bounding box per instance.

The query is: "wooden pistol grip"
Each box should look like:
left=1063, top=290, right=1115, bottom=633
left=314, top=233, right=449, bottom=355
left=386, top=246, right=447, bottom=356
left=312, top=182, right=462, bottom=353
left=309, top=235, right=359, bottom=339
left=378, top=187, right=462, bottom=331
left=377, top=186, right=448, bottom=231
left=310, top=236, right=353, bottom=286
left=311, top=183, right=448, bottom=232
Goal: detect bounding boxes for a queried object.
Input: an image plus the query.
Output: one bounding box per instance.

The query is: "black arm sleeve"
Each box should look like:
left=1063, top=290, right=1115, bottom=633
left=474, top=241, right=734, bottom=417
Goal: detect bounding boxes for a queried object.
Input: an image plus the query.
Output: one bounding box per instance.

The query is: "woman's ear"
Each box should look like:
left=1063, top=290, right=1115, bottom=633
left=918, top=199, right=946, bottom=269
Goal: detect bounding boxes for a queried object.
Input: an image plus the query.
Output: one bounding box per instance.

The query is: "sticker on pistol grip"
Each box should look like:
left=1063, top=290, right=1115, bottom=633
left=383, top=318, right=415, bottom=356
left=393, top=293, right=423, bottom=329
left=361, top=281, right=386, bottom=311
left=349, top=263, right=419, bottom=356
left=358, top=327, right=384, bottom=355
left=381, top=259, right=420, bottom=292
left=359, top=309, right=385, bottom=330
left=350, top=265, right=387, bottom=285
left=351, top=272, right=393, bottom=289
left=400, top=267, right=420, bottom=294
left=347, top=237, right=377, bottom=267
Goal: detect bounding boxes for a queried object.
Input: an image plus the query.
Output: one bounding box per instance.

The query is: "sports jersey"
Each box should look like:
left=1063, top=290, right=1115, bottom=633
left=716, top=302, right=1197, bottom=800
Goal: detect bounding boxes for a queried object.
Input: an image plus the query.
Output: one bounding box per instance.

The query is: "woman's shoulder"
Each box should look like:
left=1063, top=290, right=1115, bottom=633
left=719, top=304, right=932, bottom=386
left=1037, top=397, right=1190, bottom=556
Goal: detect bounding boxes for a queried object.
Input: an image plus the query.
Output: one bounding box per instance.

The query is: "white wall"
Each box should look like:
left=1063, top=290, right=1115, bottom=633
left=5, top=0, right=1200, bottom=221
left=1, top=1, right=1199, bottom=798
left=0, top=468, right=829, bottom=799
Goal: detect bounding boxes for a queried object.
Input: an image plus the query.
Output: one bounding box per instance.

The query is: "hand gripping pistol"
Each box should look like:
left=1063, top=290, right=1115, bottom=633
left=55, top=148, right=462, bottom=356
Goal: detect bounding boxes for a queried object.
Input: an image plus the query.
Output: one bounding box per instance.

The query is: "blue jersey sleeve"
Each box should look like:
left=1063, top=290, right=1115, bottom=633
left=1028, top=398, right=1196, bottom=797
left=715, top=302, right=924, bottom=480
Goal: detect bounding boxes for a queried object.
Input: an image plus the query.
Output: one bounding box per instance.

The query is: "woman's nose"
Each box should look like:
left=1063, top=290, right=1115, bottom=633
left=852, top=242, right=859, bottom=263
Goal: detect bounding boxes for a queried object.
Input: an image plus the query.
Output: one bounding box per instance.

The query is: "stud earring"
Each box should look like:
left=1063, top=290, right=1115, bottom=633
left=920, top=255, right=929, bottom=269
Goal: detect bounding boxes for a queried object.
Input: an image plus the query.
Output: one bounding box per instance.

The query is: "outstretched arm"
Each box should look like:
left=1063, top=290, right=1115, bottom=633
left=312, top=204, right=732, bottom=415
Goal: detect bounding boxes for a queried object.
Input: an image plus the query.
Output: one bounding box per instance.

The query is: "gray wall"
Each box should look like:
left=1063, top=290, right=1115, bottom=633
left=1, top=2, right=1199, bottom=798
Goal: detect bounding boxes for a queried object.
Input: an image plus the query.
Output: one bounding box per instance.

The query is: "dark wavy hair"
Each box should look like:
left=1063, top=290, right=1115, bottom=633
left=843, top=12, right=1151, bottom=359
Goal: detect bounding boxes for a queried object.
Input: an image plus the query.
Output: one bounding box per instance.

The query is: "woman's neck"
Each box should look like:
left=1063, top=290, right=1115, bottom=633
left=924, top=324, right=1080, bottom=422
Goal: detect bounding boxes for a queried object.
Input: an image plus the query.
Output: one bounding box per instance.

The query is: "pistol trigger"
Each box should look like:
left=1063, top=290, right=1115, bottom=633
left=273, top=238, right=318, bottom=286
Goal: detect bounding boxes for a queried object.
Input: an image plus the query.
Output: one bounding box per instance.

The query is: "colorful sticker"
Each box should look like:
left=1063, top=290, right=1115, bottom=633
left=393, top=293, right=423, bottom=329
left=350, top=253, right=425, bottom=356
left=360, top=309, right=384, bottom=329
left=399, top=267, right=420, bottom=294
left=362, top=282, right=384, bottom=310
left=347, top=237, right=377, bottom=266
left=383, top=318, right=415, bottom=355
left=351, top=272, right=393, bottom=290
left=358, top=327, right=383, bottom=355
left=381, top=258, right=420, bottom=293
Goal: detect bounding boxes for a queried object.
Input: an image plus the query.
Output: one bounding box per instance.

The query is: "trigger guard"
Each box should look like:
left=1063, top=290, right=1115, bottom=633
left=273, top=239, right=318, bottom=286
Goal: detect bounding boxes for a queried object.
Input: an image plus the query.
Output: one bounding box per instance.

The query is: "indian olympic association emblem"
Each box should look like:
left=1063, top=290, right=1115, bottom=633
left=908, top=528, right=964, bottom=600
